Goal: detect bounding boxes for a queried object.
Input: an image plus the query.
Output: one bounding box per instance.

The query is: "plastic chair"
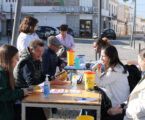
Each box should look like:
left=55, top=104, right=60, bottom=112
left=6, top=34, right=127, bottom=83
left=76, top=115, right=94, bottom=120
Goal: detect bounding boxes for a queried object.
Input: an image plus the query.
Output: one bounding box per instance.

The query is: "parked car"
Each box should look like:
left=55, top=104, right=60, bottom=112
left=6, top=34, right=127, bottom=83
left=36, top=26, right=58, bottom=40
left=57, top=27, right=75, bottom=36
left=101, top=29, right=116, bottom=40
left=93, top=29, right=116, bottom=40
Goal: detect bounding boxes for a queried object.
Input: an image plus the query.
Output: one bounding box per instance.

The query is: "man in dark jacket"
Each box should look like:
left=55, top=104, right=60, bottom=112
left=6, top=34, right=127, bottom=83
left=14, top=39, right=46, bottom=120
left=14, top=39, right=45, bottom=88
left=42, top=36, right=67, bottom=85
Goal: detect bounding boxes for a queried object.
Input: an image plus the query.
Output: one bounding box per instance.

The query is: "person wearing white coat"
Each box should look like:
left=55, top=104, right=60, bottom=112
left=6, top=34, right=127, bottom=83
left=107, top=48, right=145, bottom=120
left=95, top=45, right=130, bottom=107
left=17, top=16, right=39, bottom=52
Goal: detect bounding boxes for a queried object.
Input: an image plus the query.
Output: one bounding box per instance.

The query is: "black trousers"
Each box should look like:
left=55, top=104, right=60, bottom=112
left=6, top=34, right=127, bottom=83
left=14, top=104, right=46, bottom=120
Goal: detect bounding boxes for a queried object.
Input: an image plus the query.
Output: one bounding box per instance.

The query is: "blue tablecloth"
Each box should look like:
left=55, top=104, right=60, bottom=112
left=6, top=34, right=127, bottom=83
left=64, top=65, right=87, bottom=70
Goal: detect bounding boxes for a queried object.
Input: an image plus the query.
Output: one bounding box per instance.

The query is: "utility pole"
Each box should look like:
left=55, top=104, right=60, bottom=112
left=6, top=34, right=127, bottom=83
left=98, top=0, right=102, bottom=38
left=11, top=0, right=22, bottom=46
left=95, top=0, right=102, bottom=60
left=130, top=0, right=136, bottom=48
left=10, top=4, right=13, bottom=39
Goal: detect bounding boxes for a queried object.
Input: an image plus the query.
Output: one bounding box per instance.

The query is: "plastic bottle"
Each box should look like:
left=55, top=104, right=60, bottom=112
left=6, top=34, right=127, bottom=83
left=75, top=57, right=80, bottom=68
left=44, top=74, right=50, bottom=98
left=72, top=75, right=77, bottom=90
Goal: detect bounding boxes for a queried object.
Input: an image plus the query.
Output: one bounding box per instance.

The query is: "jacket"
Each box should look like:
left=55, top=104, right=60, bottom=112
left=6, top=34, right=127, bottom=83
left=0, top=67, right=24, bottom=120
left=95, top=64, right=130, bottom=107
left=41, top=47, right=64, bottom=79
left=124, top=76, right=145, bottom=120
left=14, top=47, right=45, bottom=88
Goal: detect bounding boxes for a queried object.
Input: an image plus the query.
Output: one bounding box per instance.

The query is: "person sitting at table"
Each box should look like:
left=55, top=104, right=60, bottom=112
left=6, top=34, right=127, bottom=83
left=103, top=48, right=145, bottom=120
left=95, top=45, right=130, bottom=107
left=14, top=39, right=46, bottom=120
left=92, top=37, right=110, bottom=72
left=14, top=39, right=45, bottom=88
left=41, top=36, right=68, bottom=85
left=81, top=45, right=130, bottom=120
left=0, top=44, right=29, bottom=120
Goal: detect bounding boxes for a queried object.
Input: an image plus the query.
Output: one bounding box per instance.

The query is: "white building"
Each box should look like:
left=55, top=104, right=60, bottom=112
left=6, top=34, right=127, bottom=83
left=0, top=0, right=100, bottom=37
left=109, top=0, right=118, bottom=33
left=0, top=0, right=111, bottom=37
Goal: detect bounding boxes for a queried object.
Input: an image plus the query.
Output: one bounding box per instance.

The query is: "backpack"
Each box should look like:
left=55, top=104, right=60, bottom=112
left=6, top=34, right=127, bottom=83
left=125, top=64, right=141, bottom=92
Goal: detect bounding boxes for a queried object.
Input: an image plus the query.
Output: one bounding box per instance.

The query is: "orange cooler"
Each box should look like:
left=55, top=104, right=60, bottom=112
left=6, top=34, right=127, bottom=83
left=84, top=72, right=96, bottom=90
left=67, top=50, right=75, bottom=66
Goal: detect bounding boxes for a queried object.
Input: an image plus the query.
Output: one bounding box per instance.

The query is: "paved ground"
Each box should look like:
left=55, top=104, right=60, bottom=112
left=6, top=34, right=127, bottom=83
left=0, top=35, right=145, bottom=120
left=1, top=35, right=144, bottom=64
left=74, top=35, right=145, bottom=64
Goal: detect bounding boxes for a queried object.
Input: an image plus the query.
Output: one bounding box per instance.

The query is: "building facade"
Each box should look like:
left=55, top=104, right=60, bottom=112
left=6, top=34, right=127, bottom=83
left=109, top=0, right=118, bottom=34
left=0, top=0, right=99, bottom=37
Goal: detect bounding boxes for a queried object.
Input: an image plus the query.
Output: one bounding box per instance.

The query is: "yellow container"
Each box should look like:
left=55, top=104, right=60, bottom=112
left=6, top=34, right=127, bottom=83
left=84, top=72, right=96, bottom=90
left=76, top=115, right=94, bottom=120
left=67, top=50, right=75, bottom=66
left=56, top=71, right=68, bottom=80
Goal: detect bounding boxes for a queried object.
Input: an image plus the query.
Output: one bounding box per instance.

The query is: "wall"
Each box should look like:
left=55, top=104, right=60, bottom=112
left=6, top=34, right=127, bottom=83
left=80, top=0, right=92, bottom=7
left=65, top=0, right=79, bottom=6
left=66, top=14, right=79, bottom=37
left=34, top=13, right=66, bottom=27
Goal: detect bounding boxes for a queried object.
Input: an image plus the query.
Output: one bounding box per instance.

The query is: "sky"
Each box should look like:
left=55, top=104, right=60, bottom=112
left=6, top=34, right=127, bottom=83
left=118, top=0, right=145, bottom=18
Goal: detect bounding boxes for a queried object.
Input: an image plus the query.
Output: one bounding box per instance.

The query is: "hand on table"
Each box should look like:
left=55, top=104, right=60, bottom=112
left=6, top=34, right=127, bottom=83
left=23, top=88, right=32, bottom=96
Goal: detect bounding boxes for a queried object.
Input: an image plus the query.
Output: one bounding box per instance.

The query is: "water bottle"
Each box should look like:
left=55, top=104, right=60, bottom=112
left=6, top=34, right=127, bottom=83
left=44, top=74, right=50, bottom=98
left=72, top=75, right=77, bottom=90
left=75, top=57, right=80, bottom=68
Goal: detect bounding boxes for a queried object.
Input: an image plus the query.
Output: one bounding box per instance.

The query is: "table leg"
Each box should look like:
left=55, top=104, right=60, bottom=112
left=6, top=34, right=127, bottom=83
left=70, top=70, right=73, bottom=81
left=22, top=103, right=26, bottom=120
left=97, top=107, right=101, bottom=120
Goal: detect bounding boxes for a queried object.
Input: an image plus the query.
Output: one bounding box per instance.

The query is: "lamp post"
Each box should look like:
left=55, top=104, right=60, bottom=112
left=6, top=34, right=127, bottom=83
left=130, top=0, right=136, bottom=48
left=10, top=4, right=13, bottom=39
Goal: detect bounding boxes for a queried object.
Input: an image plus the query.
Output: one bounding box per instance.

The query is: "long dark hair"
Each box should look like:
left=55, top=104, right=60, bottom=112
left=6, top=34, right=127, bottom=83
left=101, top=45, right=127, bottom=77
left=0, top=44, right=18, bottom=90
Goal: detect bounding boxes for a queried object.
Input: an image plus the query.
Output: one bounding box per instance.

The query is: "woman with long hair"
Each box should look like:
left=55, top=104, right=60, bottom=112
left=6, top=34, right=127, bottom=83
left=95, top=45, right=130, bottom=107
left=17, top=16, right=39, bottom=52
left=0, top=44, right=29, bottom=120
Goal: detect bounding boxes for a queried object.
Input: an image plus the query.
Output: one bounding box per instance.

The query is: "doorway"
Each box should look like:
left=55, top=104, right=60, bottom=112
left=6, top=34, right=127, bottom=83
left=80, top=20, right=92, bottom=38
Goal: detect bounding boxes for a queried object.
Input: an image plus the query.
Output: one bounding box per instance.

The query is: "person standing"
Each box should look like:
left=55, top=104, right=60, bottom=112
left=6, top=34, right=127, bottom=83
left=56, top=24, right=75, bottom=60
left=0, top=44, right=29, bottom=120
left=17, top=16, right=39, bottom=52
